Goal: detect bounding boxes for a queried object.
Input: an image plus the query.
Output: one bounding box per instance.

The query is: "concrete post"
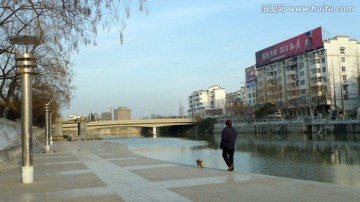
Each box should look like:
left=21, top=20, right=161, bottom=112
left=54, top=118, right=63, bottom=137
left=152, top=127, right=157, bottom=135
left=49, top=112, right=53, bottom=145
left=80, top=121, right=88, bottom=138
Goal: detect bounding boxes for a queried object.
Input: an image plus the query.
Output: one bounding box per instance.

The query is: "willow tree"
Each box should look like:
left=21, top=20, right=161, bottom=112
left=0, top=0, right=147, bottom=123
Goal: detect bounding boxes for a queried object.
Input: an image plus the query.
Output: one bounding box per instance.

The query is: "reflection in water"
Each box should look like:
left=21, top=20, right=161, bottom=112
left=109, top=132, right=360, bottom=187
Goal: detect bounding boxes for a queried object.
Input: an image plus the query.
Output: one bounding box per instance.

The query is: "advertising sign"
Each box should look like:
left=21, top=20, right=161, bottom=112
left=246, top=81, right=256, bottom=88
left=245, top=65, right=256, bottom=83
left=255, top=27, right=323, bottom=67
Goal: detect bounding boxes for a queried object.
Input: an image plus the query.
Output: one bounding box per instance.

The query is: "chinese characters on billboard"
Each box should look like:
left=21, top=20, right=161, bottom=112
left=255, top=27, right=323, bottom=67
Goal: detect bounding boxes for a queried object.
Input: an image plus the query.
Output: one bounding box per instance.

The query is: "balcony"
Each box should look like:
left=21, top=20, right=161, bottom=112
left=310, top=73, right=322, bottom=78
left=286, top=79, right=296, bottom=84
left=286, top=95, right=300, bottom=100
left=286, top=84, right=296, bottom=90
left=285, top=70, right=297, bottom=75
left=310, top=81, right=327, bottom=87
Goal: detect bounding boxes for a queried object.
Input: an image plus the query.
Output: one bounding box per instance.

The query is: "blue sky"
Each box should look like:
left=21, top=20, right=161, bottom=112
left=61, top=0, right=360, bottom=119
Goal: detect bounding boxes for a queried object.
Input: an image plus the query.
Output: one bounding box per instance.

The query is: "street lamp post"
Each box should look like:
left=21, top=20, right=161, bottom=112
left=45, top=99, right=53, bottom=151
left=44, top=100, right=52, bottom=152
left=8, top=35, right=41, bottom=184
left=50, top=111, right=54, bottom=145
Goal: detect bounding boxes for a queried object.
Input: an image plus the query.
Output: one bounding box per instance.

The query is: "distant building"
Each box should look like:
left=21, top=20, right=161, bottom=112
left=101, top=112, right=112, bottom=121
left=255, top=26, right=360, bottom=118
left=188, top=85, right=226, bottom=117
left=245, top=65, right=257, bottom=107
left=225, top=87, right=246, bottom=117
left=114, top=107, right=131, bottom=120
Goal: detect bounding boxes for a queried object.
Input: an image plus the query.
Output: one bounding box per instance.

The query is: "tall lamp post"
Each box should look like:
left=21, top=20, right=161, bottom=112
left=45, top=99, right=53, bottom=152
left=50, top=110, right=54, bottom=145
left=7, top=35, right=41, bottom=184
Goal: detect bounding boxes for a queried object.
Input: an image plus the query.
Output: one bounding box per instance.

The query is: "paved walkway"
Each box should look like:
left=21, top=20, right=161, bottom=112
left=0, top=140, right=359, bottom=202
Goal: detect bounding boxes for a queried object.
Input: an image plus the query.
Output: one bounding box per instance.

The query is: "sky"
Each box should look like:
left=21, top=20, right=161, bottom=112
left=61, top=0, right=360, bottom=119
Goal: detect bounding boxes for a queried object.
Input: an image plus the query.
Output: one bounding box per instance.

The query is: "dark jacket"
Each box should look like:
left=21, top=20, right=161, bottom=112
left=220, top=126, right=237, bottom=149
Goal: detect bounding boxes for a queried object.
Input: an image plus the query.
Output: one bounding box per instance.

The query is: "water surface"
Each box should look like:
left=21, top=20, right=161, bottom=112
left=108, top=132, right=360, bottom=187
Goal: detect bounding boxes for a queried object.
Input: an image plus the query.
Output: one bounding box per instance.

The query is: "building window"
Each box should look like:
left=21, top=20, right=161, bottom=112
left=342, top=75, right=347, bottom=81
left=341, top=57, right=345, bottom=62
left=322, top=67, right=326, bottom=72
left=321, top=58, right=326, bottom=63
left=299, top=62, right=304, bottom=68
left=342, top=66, right=346, bottom=72
left=340, top=47, right=345, bottom=54
left=316, top=59, right=320, bottom=64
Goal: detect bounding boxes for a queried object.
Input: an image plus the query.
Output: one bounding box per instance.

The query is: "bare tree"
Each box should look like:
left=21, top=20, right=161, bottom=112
left=0, top=0, right=147, bottom=122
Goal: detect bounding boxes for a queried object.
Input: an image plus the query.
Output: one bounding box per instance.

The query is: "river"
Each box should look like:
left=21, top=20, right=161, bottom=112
left=107, top=132, right=360, bottom=188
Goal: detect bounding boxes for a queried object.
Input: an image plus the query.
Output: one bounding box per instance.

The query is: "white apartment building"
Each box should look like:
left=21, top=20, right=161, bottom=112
left=245, top=65, right=257, bottom=107
left=188, top=85, right=226, bottom=117
left=225, top=87, right=246, bottom=117
left=256, top=27, right=360, bottom=118
left=324, top=36, right=360, bottom=117
left=246, top=85, right=257, bottom=106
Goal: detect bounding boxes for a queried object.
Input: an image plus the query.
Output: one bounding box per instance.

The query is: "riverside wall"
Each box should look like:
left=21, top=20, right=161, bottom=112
left=0, top=118, right=44, bottom=166
left=213, top=122, right=303, bottom=134
left=213, top=119, right=360, bottom=134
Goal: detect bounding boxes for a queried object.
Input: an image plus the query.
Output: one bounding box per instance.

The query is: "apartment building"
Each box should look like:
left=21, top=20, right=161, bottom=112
left=114, top=107, right=131, bottom=120
left=225, top=87, right=246, bottom=117
left=245, top=65, right=257, bottom=106
left=188, top=85, right=226, bottom=117
left=255, top=27, right=360, bottom=118
left=101, top=112, right=112, bottom=121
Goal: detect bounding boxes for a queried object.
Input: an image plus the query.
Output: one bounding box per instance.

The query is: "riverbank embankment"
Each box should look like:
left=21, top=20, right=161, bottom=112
left=0, top=118, right=44, bottom=166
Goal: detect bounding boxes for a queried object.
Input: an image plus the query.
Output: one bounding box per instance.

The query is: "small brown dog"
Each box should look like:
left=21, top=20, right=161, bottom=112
left=196, top=159, right=204, bottom=168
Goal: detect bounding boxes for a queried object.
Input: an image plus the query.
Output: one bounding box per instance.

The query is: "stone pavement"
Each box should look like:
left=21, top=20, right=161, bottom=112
left=0, top=140, right=359, bottom=202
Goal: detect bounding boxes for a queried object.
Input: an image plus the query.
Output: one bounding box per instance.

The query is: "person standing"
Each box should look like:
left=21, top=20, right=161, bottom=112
left=220, top=119, right=237, bottom=171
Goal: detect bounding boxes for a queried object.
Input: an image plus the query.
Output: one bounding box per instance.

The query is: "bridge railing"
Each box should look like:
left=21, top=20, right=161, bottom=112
left=86, top=118, right=197, bottom=126
left=252, top=117, right=360, bottom=126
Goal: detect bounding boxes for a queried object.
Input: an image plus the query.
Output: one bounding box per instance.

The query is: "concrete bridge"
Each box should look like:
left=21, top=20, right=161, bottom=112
left=57, top=118, right=198, bottom=136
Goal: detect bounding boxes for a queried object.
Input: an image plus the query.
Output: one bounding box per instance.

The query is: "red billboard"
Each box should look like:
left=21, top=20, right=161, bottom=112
left=255, top=27, right=323, bottom=67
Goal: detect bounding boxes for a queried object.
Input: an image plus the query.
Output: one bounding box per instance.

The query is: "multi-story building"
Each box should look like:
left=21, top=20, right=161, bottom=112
left=101, top=112, right=112, bottom=121
left=225, top=87, right=246, bottom=117
left=114, top=107, right=131, bottom=120
left=188, top=85, right=226, bottom=117
left=324, top=35, right=360, bottom=117
left=255, top=27, right=360, bottom=118
left=245, top=65, right=257, bottom=107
